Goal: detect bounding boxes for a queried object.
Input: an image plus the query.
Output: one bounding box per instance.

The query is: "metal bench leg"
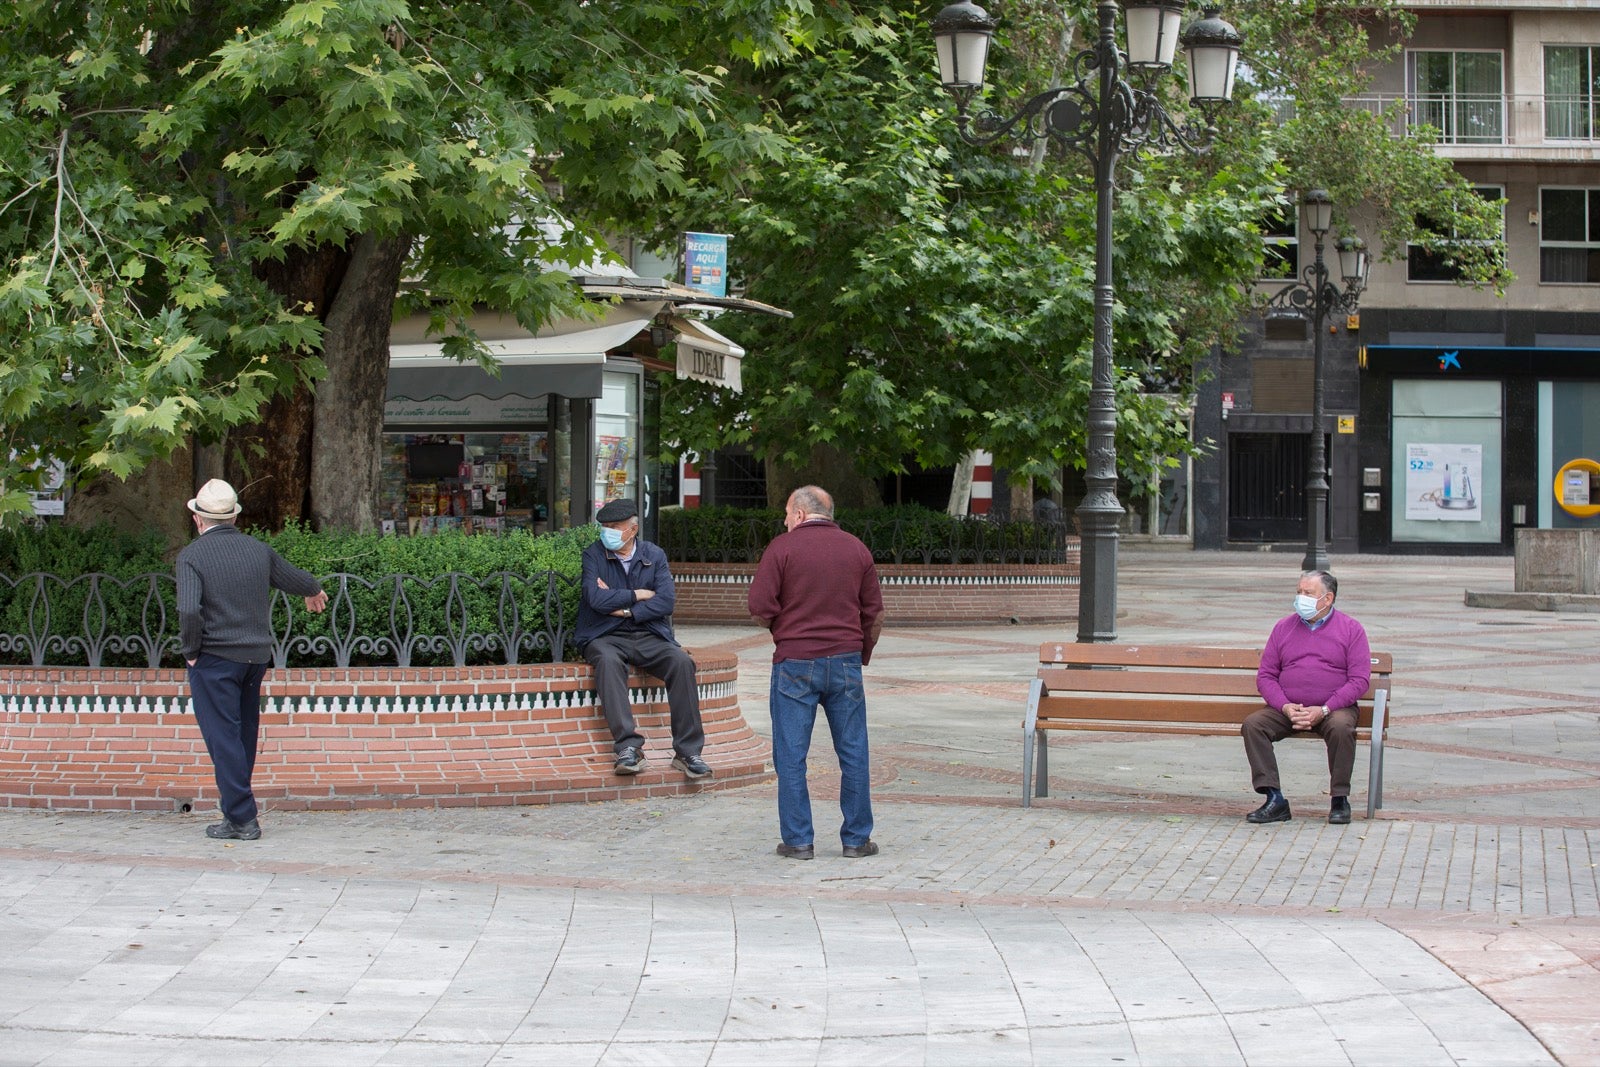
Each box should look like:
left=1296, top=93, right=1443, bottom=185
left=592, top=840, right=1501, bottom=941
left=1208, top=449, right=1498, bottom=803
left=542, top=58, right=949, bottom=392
left=1036, top=730, right=1049, bottom=799
left=1022, top=677, right=1044, bottom=808
left=1367, top=690, right=1388, bottom=818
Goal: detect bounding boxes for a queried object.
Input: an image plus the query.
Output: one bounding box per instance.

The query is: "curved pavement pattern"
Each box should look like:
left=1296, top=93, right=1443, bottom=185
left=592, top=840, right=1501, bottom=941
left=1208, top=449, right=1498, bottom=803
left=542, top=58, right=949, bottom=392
left=1, top=550, right=1596, bottom=1065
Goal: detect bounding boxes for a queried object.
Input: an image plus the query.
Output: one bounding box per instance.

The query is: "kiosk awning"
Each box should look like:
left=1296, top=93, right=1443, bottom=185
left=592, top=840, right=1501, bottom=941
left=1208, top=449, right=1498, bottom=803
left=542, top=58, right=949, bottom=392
left=385, top=316, right=652, bottom=401
left=672, top=316, right=745, bottom=393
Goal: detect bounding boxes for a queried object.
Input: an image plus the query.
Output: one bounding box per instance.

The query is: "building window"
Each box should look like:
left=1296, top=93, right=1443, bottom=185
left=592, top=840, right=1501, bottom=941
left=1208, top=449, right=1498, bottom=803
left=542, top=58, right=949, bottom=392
left=1540, top=187, right=1600, bottom=283
left=1259, top=203, right=1298, bottom=281
left=1545, top=45, right=1599, bottom=140
left=1406, top=50, right=1504, bottom=144
left=1408, top=185, right=1504, bottom=283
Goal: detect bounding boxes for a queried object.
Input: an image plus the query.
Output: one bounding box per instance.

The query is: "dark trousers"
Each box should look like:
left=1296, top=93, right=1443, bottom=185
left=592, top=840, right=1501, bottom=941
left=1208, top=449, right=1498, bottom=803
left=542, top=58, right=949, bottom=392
left=188, top=653, right=269, bottom=824
left=582, top=631, right=704, bottom=757
left=1241, top=705, right=1358, bottom=799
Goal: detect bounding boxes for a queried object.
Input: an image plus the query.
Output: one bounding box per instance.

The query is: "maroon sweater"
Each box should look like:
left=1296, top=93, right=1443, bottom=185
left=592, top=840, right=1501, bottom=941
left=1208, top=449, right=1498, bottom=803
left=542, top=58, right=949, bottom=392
left=748, top=520, right=884, bottom=665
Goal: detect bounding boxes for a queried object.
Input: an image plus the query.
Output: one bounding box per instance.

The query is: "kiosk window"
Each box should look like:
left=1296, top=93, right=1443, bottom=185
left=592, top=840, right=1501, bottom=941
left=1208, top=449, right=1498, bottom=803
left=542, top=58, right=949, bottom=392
left=407, top=441, right=465, bottom=479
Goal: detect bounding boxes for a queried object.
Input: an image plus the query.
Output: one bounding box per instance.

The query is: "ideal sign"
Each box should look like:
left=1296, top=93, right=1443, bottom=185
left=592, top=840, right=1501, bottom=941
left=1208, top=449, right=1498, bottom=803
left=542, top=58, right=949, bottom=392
left=677, top=342, right=743, bottom=392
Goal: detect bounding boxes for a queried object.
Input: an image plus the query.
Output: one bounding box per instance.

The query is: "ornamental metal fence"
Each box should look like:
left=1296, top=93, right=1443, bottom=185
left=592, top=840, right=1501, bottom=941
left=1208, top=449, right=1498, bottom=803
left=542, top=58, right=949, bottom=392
left=0, top=570, right=582, bottom=670
left=655, top=514, right=1075, bottom=566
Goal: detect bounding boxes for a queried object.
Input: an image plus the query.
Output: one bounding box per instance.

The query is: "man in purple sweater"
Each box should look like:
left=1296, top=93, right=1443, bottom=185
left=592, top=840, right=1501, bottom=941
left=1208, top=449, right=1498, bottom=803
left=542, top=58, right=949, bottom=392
left=1242, top=570, right=1371, bottom=826
left=748, top=485, right=884, bottom=860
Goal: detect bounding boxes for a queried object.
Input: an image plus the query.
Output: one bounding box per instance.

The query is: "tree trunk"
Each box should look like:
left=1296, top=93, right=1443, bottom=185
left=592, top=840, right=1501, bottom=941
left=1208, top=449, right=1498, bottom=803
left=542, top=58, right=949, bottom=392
left=765, top=444, right=883, bottom=510
left=310, top=233, right=412, bottom=531
left=232, top=243, right=351, bottom=529
left=225, top=386, right=314, bottom=530
left=65, top=447, right=196, bottom=556
left=1010, top=476, right=1033, bottom=519
left=947, top=451, right=976, bottom=516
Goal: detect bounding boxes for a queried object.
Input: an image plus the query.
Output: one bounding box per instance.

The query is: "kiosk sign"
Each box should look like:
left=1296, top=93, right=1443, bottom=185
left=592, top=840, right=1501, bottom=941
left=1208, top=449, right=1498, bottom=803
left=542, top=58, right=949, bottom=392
left=683, top=232, right=729, bottom=297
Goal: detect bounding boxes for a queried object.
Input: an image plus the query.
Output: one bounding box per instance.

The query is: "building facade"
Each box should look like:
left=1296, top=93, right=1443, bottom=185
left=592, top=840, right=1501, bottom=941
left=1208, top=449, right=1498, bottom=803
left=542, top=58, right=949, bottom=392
left=1195, top=0, right=1600, bottom=554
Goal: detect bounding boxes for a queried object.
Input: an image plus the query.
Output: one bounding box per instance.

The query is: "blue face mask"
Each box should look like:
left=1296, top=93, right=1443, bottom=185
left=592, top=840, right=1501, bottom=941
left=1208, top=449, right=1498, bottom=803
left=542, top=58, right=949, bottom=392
left=599, top=525, right=627, bottom=551
left=1293, top=593, right=1322, bottom=621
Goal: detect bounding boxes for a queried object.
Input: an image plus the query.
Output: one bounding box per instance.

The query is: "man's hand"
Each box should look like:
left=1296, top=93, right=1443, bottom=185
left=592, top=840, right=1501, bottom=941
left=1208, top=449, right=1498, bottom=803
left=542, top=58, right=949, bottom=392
left=1285, top=702, right=1326, bottom=731
left=305, top=590, right=329, bottom=613
left=633, top=589, right=654, bottom=601
left=186, top=658, right=196, bottom=668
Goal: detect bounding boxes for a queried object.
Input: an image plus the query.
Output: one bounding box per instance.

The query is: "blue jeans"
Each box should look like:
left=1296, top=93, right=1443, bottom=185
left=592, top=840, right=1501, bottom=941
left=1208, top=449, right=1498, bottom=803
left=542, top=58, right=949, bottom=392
left=769, top=653, right=873, bottom=849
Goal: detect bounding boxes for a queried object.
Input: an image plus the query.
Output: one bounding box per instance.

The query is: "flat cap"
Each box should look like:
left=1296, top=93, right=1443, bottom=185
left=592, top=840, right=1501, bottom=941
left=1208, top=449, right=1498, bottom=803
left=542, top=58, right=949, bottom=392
left=595, top=498, right=638, bottom=523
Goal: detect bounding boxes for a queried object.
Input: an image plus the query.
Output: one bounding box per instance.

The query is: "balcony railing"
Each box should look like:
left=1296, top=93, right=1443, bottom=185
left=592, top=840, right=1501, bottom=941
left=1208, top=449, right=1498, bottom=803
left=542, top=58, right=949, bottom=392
left=1266, top=93, right=1599, bottom=147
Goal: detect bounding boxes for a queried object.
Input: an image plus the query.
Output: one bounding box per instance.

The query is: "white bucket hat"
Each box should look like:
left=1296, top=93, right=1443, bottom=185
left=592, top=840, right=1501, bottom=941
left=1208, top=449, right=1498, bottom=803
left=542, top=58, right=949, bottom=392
left=187, top=478, right=242, bottom=520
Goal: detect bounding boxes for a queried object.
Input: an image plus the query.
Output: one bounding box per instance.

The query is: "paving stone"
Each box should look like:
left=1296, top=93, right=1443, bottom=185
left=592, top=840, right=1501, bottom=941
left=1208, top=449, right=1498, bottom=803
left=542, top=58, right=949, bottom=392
left=0, top=552, right=1594, bottom=1063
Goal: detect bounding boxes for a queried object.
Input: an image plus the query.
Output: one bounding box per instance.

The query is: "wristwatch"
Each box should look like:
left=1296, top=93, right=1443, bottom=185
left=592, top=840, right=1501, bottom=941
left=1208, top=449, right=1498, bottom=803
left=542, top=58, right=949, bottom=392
left=621, top=608, right=633, bottom=618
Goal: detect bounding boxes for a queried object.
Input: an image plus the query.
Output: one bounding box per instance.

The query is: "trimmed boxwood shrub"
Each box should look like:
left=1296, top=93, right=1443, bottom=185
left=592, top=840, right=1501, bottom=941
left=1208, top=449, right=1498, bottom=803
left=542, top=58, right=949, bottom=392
left=656, top=504, right=1067, bottom=565
left=0, top=523, right=595, bottom=667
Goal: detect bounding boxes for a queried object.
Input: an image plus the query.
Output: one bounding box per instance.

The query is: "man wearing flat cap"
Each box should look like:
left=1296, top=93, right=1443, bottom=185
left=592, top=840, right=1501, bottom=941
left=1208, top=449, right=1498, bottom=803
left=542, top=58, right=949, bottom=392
left=176, top=478, right=328, bottom=840
left=575, top=498, right=711, bottom=779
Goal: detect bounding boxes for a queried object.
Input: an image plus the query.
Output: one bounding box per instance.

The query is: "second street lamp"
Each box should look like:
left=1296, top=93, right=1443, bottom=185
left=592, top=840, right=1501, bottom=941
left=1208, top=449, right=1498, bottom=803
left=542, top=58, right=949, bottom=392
left=1264, top=189, right=1370, bottom=573
left=931, top=1, right=1241, bottom=643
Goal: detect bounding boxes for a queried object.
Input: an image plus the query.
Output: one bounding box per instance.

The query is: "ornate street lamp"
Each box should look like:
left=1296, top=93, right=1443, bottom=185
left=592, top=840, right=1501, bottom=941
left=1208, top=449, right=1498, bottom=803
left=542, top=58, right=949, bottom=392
left=1264, top=189, right=1369, bottom=573
left=931, top=1, right=1241, bottom=643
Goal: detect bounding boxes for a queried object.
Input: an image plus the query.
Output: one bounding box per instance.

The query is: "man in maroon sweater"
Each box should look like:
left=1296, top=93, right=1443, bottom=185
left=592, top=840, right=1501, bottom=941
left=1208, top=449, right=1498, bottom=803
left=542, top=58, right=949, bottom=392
left=748, top=485, right=884, bottom=860
left=1242, top=570, right=1372, bottom=826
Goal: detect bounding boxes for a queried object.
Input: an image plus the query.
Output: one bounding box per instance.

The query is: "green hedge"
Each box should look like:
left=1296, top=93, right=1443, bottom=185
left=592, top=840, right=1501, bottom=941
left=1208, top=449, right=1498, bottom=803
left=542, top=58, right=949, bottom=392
left=0, top=523, right=595, bottom=667
left=655, top=504, right=1068, bottom=564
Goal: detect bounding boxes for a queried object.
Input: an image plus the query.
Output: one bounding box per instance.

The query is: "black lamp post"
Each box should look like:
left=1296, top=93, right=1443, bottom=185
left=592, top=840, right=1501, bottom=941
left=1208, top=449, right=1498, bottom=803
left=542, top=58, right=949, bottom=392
left=932, top=1, right=1241, bottom=643
left=1265, top=189, right=1369, bottom=573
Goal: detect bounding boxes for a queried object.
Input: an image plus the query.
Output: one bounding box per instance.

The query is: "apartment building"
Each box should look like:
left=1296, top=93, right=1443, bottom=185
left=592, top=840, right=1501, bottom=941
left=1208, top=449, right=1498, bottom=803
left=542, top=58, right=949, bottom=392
left=1193, top=0, right=1600, bottom=555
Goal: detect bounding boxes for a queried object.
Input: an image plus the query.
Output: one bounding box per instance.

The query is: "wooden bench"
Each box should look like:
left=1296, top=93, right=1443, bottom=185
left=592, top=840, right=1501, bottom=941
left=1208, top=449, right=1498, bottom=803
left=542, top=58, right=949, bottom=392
left=1022, top=643, right=1393, bottom=817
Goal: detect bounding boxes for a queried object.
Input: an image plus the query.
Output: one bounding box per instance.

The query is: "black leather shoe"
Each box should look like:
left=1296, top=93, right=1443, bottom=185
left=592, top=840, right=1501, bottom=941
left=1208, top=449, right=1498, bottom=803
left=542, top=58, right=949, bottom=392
left=842, top=840, right=879, bottom=859
left=613, top=747, right=645, bottom=776
left=1329, top=798, right=1352, bottom=825
left=671, top=753, right=713, bottom=780
left=776, top=843, right=814, bottom=860
left=205, top=818, right=261, bottom=841
left=1245, top=796, right=1292, bottom=824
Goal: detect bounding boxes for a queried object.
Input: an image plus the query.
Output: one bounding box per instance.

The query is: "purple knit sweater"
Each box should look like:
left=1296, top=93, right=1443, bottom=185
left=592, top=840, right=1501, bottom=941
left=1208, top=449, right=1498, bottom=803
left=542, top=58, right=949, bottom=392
left=1256, top=609, right=1372, bottom=711
left=748, top=519, right=884, bottom=665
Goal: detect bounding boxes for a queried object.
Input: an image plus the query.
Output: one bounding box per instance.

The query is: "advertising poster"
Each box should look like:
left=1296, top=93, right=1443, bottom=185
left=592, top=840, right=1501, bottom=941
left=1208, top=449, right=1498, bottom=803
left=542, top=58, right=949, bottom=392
left=595, top=435, right=630, bottom=502
left=1404, top=443, right=1482, bottom=521
left=683, top=232, right=729, bottom=297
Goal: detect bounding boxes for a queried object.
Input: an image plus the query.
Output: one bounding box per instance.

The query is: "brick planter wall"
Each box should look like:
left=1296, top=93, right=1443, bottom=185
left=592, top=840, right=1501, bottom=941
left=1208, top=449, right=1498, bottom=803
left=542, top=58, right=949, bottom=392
left=0, top=651, right=769, bottom=812
left=673, top=563, right=1079, bottom=624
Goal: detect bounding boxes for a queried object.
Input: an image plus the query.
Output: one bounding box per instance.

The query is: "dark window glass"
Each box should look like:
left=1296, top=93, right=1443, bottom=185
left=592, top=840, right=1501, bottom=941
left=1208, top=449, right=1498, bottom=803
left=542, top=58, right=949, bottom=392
left=1540, top=188, right=1600, bottom=283
left=1407, top=186, right=1502, bottom=283
left=1259, top=204, right=1297, bottom=281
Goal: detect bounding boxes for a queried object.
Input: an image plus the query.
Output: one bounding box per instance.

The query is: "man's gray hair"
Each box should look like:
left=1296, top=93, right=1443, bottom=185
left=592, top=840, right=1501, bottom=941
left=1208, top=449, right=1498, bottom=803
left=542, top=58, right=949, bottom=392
left=790, top=485, right=833, bottom=518
left=1302, top=570, right=1337, bottom=599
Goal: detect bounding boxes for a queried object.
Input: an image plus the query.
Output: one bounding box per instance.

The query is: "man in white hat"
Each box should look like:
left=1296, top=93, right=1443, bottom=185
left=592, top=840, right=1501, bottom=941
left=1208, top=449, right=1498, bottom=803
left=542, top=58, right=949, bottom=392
left=176, top=478, right=328, bottom=840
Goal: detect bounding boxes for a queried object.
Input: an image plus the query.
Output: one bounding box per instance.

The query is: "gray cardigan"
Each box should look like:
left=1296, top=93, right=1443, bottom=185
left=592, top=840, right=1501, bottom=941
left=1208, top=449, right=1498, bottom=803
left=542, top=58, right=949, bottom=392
left=176, top=525, right=323, bottom=663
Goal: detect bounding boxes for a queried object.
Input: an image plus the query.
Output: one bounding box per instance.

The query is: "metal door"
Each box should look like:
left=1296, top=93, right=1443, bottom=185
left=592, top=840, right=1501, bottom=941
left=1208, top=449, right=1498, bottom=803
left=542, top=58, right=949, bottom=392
left=1228, top=432, right=1328, bottom=543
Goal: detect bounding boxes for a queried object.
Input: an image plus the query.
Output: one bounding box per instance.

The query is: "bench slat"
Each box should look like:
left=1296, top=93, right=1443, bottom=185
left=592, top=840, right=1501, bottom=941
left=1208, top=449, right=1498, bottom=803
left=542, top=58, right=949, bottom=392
left=1037, top=666, right=1390, bottom=702
left=1036, top=720, right=1377, bottom=738
left=1039, top=643, right=1393, bottom=673
left=1037, top=668, right=1265, bottom=698
left=1036, top=695, right=1377, bottom=730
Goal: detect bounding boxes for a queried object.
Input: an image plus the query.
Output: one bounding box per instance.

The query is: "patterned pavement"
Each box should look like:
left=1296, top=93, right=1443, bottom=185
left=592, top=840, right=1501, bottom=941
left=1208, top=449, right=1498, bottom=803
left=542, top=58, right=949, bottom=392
left=1, top=549, right=1597, bottom=1065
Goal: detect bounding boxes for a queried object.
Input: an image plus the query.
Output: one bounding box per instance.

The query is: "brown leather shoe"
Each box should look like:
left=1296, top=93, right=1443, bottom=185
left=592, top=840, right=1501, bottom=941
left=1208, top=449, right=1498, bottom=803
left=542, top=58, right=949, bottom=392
left=776, top=843, right=814, bottom=860
left=842, top=840, right=879, bottom=858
